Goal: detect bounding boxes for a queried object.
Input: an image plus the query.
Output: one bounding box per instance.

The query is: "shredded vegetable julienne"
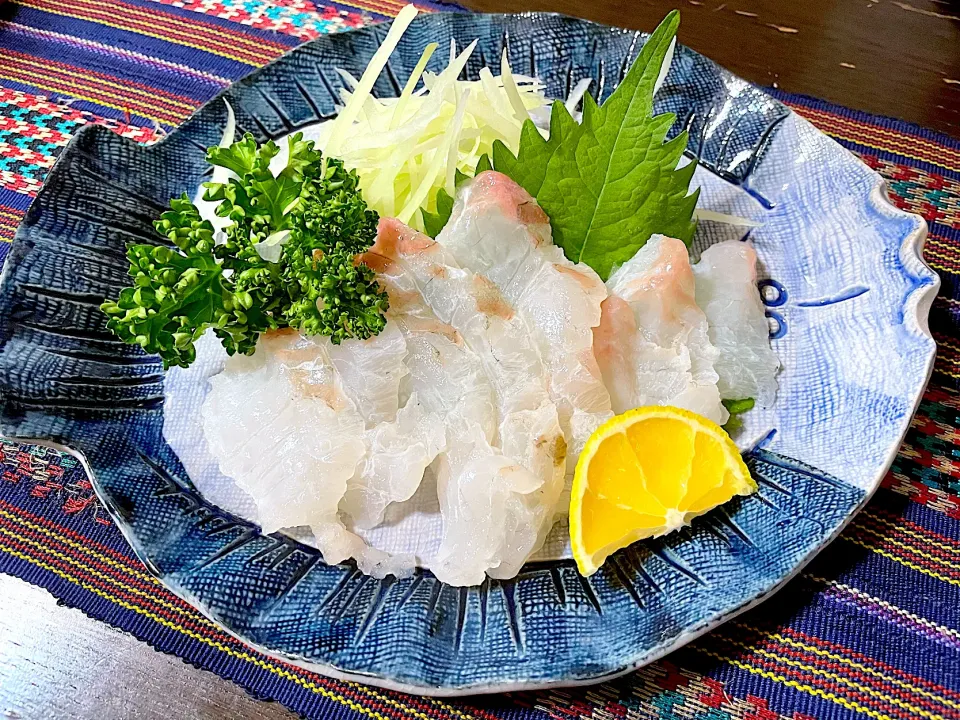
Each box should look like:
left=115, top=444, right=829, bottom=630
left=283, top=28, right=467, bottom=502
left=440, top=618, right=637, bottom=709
left=306, top=5, right=551, bottom=230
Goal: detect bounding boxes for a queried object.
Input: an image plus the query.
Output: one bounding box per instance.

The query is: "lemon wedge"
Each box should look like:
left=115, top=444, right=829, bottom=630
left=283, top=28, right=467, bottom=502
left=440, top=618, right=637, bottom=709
left=569, top=406, right=756, bottom=576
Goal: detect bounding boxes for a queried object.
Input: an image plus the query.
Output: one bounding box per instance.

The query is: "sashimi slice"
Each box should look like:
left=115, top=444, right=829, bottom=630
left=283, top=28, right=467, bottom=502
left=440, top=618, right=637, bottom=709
left=596, top=235, right=727, bottom=424
left=363, top=219, right=565, bottom=582
left=438, top=171, right=613, bottom=470
left=327, top=322, right=408, bottom=426
left=693, top=241, right=780, bottom=405
left=379, top=276, right=498, bottom=443
left=367, top=218, right=564, bottom=470
left=202, top=329, right=432, bottom=578
left=367, top=277, right=543, bottom=584
left=202, top=330, right=366, bottom=536
left=340, top=393, right=445, bottom=531
left=432, top=426, right=541, bottom=586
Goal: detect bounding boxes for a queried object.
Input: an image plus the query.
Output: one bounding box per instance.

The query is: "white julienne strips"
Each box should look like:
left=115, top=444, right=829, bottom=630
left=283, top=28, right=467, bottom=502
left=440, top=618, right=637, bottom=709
left=389, top=41, right=438, bottom=130
left=322, top=3, right=419, bottom=159
left=500, top=48, right=529, bottom=122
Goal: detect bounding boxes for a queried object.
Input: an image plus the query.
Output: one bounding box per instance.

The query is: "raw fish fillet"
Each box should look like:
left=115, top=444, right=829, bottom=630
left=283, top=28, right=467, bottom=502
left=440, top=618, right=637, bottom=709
left=693, top=241, right=780, bottom=405
left=375, top=275, right=498, bottom=444
left=595, top=235, right=728, bottom=424
left=366, top=276, right=541, bottom=585
left=364, top=218, right=565, bottom=584
left=327, top=322, right=408, bottom=426
left=438, top=171, right=612, bottom=470
left=202, top=330, right=366, bottom=536
left=340, top=393, right=445, bottom=531
left=433, top=426, right=541, bottom=586
left=202, top=329, right=436, bottom=578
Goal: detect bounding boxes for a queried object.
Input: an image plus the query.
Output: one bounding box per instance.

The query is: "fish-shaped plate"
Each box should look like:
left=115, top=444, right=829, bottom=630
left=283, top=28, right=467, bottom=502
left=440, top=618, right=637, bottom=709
left=0, top=11, right=938, bottom=695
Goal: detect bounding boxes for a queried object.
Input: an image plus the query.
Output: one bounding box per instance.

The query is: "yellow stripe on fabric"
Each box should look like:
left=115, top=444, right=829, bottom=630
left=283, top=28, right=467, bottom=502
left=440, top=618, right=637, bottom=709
left=918, top=244, right=955, bottom=261
left=933, top=337, right=960, bottom=355
left=767, top=628, right=960, bottom=712
left=816, top=128, right=960, bottom=174
left=1, top=19, right=233, bottom=86
left=862, top=512, right=960, bottom=556
left=717, top=634, right=947, bottom=720
left=924, top=237, right=960, bottom=254
left=733, top=617, right=960, bottom=713
left=924, top=239, right=960, bottom=261
left=853, top=526, right=960, bottom=571
left=0, top=519, right=481, bottom=720
left=1, top=51, right=197, bottom=113
left=0, top=506, right=159, bottom=584
left=691, top=648, right=899, bottom=720
left=15, top=0, right=285, bottom=61
left=918, top=244, right=958, bottom=262
left=840, top=537, right=960, bottom=587
left=11, top=0, right=277, bottom=67
left=0, top=71, right=176, bottom=126
left=0, top=524, right=216, bottom=627
left=919, top=257, right=960, bottom=276
left=792, top=107, right=960, bottom=172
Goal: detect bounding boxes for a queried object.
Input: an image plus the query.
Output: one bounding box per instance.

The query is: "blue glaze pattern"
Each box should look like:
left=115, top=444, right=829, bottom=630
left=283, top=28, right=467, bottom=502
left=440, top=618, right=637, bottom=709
left=0, top=12, right=936, bottom=694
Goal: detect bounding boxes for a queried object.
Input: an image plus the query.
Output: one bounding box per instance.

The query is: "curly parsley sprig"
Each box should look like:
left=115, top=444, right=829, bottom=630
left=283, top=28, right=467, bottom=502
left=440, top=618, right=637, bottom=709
left=101, top=132, right=388, bottom=368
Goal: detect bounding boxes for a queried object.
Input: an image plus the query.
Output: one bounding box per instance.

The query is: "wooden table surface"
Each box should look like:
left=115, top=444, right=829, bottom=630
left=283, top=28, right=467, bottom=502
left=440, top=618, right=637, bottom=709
left=462, top=0, right=960, bottom=137
left=2, top=2, right=959, bottom=719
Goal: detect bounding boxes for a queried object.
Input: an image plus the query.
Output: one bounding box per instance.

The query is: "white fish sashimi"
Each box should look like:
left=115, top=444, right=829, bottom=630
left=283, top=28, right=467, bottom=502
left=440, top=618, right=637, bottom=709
left=312, top=522, right=417, bottom=579
left=368, top=218, right=563, bottom=466
left=340, top=393, right=445, bottom=531
left=370, top=277, right=534, bottom=585
left=202, top=329, right=433, bottom=579
left=385, top=277, right=557, bottom=586
left=438, top=171, right=612, bottom=470
left=364, top=218, right=565, bottom=584
left=201, top=330, right=366, bottom=535
left=328, top=322, right=444, bottom=536
left=693, top=241, right=780, bottom=405
left=379, top=276, right=498, bottom=443
left=432, top=427, right=538, bottom=586
left=595, top=235, right=728, bottom=425
left=327, top=323, right=408, bottom=426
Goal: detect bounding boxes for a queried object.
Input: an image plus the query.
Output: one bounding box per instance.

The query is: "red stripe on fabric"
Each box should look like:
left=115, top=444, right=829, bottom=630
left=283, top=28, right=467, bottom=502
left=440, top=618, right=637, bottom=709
left=0, top=528, right=450, bottom=720
left=787, top=102, right=960, bottom=172
left=866, top=509, right=960, bottom=554
left=0, top=62, right=186, bottom=124
left=0, top=498, right=506, bottom=720
left=0, top=497, right=149, bottom=569
left=0, top=530, right=234, bottom=639
left=781, top=627, right=960, bottom=702
left=848, top=523, right=960, bottom=580
left=696, top=642, right=916, bottom=720
left=747, top=632, right=956, bottom=715
left=0, top=48, right=198, bottom=111
left=16, top=0, right=287, bottom=65
left=0, top=509, right=171, bottom=595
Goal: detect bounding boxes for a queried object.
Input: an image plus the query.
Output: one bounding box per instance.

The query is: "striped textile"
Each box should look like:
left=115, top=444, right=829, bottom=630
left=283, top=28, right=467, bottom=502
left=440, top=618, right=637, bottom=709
left=0, top=2, right=959, bottom=719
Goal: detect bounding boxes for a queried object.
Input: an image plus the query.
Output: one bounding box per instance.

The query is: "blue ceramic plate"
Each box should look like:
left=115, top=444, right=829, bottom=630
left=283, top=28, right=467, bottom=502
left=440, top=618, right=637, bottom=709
left=0, top=12, right=939, bottom=695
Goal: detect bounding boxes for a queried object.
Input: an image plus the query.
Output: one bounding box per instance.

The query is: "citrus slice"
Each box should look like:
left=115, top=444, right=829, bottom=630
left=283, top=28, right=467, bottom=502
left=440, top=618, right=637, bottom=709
left=569, top=405, right=756, bottom=576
